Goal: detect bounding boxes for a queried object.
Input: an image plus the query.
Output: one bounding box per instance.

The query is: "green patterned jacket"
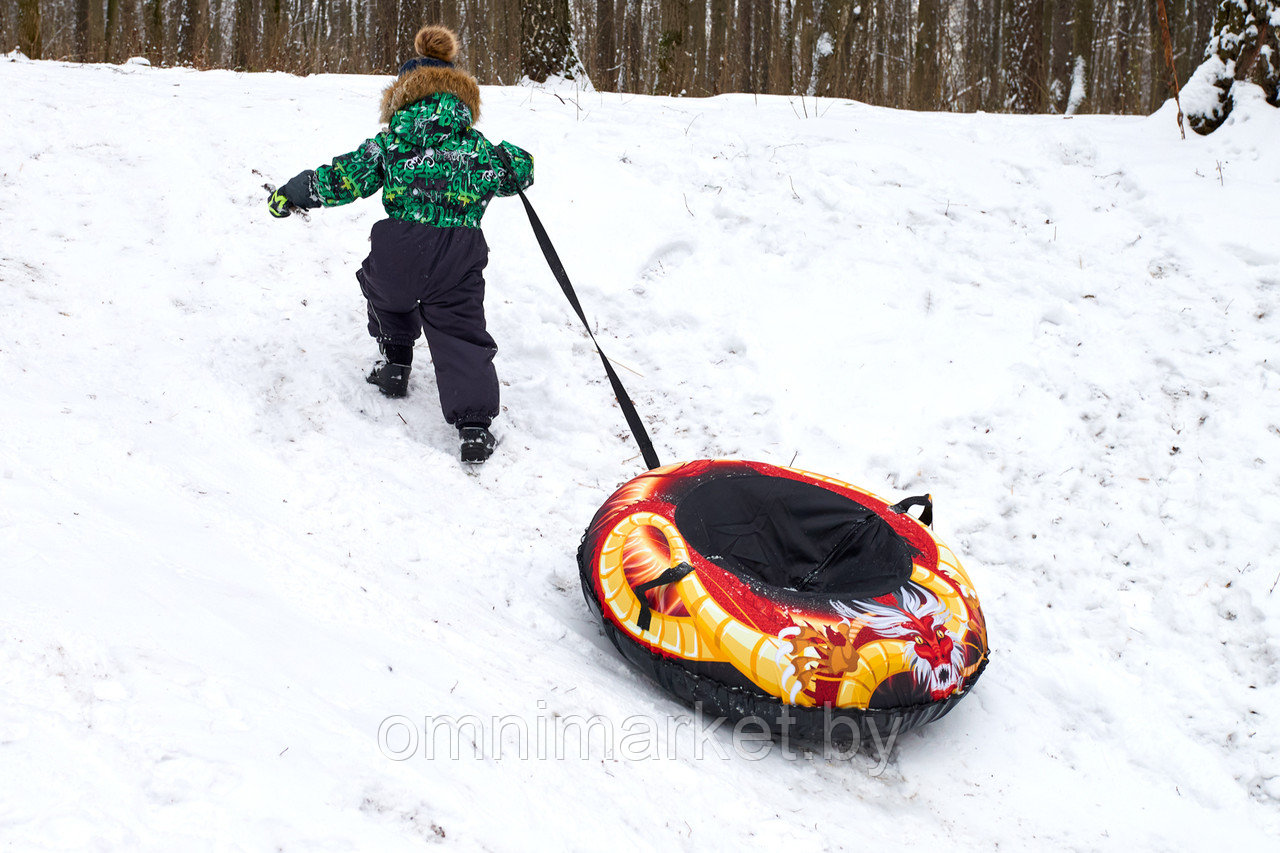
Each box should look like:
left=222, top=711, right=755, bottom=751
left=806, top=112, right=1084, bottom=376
left=314, top=92, right=533, bottom=229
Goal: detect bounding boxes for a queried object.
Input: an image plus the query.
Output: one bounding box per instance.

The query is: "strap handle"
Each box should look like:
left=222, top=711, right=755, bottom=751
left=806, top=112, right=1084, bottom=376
left=890, top=494, right=934, bottom=528
left=633, top=563, right=695, bottom=631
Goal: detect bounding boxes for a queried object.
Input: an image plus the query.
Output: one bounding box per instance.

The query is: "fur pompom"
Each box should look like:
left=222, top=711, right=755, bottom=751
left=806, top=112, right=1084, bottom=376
left=414, top=26, right=459, bottom=62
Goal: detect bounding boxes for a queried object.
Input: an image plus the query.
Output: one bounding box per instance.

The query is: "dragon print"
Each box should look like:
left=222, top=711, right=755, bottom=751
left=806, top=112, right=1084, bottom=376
left=833, top=585, right=967, bottom=700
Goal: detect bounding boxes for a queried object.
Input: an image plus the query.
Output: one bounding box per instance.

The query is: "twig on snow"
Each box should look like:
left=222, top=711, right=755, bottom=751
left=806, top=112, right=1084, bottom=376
left=606, top=355, right=645, bottom=378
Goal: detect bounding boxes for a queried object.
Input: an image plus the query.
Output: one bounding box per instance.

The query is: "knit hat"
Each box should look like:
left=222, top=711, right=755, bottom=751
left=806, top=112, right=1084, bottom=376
left=379, top=24, right=480, bottom=124
left=398, top=26, right=459, bottom=76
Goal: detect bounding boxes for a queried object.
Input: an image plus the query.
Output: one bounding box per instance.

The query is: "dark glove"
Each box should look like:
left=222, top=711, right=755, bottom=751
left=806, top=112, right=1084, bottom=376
left=267, top=170, right=320, bottom=218
left=267, top=187, right=295, bottom=218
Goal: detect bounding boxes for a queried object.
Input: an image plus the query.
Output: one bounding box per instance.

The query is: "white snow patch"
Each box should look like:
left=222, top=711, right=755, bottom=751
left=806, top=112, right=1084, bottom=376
left=0, top=60, right=1278, bottom=849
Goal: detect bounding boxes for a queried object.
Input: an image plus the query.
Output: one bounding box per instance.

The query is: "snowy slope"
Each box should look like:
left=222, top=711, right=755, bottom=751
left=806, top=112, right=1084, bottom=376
left=1, top=54, right=1278, bottom=850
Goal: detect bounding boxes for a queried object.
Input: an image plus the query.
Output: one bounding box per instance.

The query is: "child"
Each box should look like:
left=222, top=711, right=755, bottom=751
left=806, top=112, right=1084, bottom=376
left=268, top=24, right=534, bottom=464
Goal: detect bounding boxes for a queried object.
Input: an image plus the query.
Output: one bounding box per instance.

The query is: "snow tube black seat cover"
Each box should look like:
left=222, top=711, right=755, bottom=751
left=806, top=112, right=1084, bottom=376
left=578, top=460, right=989, bottom=746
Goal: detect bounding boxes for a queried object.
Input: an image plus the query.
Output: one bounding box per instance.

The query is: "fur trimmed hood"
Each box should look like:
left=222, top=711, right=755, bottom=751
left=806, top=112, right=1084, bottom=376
left=380, top=65, right=481, bottom=126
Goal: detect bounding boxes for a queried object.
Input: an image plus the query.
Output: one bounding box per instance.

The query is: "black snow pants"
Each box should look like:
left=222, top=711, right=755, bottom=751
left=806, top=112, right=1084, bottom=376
left=356, top=218, right=499, bottom=427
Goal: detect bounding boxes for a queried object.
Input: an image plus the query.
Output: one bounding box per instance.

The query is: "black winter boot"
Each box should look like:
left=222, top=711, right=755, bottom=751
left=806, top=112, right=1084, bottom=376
left=367, top=343, right=412, bottom=397
left=366, top=361, right=411, bottom=397
left=459, top=425, right=496, bottom=464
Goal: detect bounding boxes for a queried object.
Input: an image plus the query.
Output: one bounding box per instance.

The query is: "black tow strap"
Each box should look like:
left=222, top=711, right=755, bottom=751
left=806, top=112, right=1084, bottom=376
left=512, top=189, right=662, bottom=472
left=633, top=563, right=696, bottom=631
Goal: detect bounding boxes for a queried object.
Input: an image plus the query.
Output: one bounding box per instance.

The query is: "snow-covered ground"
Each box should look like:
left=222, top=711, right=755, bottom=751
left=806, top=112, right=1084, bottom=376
left=2, top=54, right=1278, bottom=849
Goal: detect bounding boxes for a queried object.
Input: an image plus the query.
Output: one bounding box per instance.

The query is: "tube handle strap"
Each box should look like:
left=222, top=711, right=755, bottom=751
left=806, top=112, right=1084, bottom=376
left=633, top=563, right=695, bottom=631
left=890, top=494, right=933, bottom=528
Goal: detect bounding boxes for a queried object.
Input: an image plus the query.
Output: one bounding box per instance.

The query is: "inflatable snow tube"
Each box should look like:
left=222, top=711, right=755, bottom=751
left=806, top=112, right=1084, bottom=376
left=578, top=460, right=989, bottom=748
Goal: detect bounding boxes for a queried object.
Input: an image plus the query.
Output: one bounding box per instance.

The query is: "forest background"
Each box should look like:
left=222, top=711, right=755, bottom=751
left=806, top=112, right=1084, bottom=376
left=1, top=0, right=1225, bottom=115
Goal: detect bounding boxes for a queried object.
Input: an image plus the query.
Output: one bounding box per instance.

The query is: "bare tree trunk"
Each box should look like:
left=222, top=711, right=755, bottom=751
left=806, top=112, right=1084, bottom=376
left=1006, top=0, right=1045, bottom=111
left=18, top=0, right=41, bottom=60
left=754, top=0, right=773, bottom=92
left=775, top=0, right=795, bottom=96
left=688, top=0, right=709, bottom=96
left=186, top=0, right=212, bottom=67
left=471, top=0, right=522, bottom=84
left=594, top=0, right=617, bottom=89
left=620, top=0, right=642, bottom=90
left=521, top=0, right=579, bottom=82
left=1070, top=0, right=1094, bottom=113
left=814, top=0, right=857, bottom=98
left=885, top=0, right=910, bottom=103
left=1122, top=0, right=1138, bottom=111
left=144, top=0, right=165, bottom=65
left=177, top=0, right=201, bottom=66
left=910, top=0, right=942, bottom=110
left=793, top=0, right=815, bottom=95
left=656, top=0, right=692, bottom=95
left=73, top=0, right=94, bottom=61
left=708, top=0, right=729, bottom=94
left=261, top=0, right=285, bottom=69
left=1042, top=0, right=1068, bottom=109
left=232, top=0, right=254, bottom=71
left=988, top=0, right=1008, bottom=108
left=105, top=0, right=122, bottom=63
left=372, top=0, right=398, bottom=73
